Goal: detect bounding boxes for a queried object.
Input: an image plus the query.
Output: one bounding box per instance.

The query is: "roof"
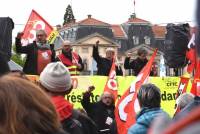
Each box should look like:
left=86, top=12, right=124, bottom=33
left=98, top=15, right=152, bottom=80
left=152, top=25, right=166, bottom=38
left=126, top=17, right=149, bottom=24
left=8, top=60, right=22, bottom=71
left=111, top=25, right=127, bottom=38
left=77, top=15, right=110, bottom=26
left=73, top=32, right=119, bottom=47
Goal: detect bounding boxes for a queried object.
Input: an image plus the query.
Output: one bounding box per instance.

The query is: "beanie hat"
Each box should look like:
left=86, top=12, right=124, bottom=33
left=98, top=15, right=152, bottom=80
left=39, top=62, right=72, bottom=92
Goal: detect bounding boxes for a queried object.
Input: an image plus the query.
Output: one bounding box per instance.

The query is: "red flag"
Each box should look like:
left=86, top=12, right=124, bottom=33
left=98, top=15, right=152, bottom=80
left=190, top=60, right=200, bottom=96
left=115, top=49, right=158, bottom=134
left=175, top=77, right=190, bottom=99
left=21, top=10, right=53, bottom=45
left=174, top=76, right=189, bottom=115
left=103, top=58, right=118, bottom=100
left=186, top=33, right=196, bottom=73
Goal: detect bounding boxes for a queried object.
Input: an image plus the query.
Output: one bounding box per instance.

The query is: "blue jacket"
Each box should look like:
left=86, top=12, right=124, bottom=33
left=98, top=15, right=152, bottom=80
left=128, top=107, right=163, bottom=134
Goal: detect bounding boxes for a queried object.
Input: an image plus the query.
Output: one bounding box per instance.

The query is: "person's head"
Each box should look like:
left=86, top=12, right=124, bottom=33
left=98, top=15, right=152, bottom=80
left=176, top=93, right=194, bottom=110
left=36, top=29, right=47, bottom=44
left=7, top=70, right=29, bottom=80
left=62, top=40, right=72, bottom=52
left=39, top=62, right=72, bottom=96
left=105, top=47, right=115, bottom=60
left=0, top=75, right=63, bottom=134
left=137, top=83, right=161, bottom=108
left=137, top=48, right=148, bottom=60
left=100, top=91, right=115, bottom=106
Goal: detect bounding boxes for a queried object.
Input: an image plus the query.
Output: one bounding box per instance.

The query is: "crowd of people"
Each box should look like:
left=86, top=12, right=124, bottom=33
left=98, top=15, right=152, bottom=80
left=0, top=28, right=200, bottom=134
left=15, top=30, right=155, bottom=76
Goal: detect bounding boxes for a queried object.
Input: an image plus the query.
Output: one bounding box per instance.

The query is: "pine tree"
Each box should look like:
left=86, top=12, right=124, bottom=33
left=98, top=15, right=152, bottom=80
left=63, top=4, right=75, bottom=25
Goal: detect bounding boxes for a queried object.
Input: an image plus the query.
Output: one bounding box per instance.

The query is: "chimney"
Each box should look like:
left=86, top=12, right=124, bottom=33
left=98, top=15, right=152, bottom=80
left=130, top=13, right=136, bottom=19
left=88, top=14, right=92, bottom=18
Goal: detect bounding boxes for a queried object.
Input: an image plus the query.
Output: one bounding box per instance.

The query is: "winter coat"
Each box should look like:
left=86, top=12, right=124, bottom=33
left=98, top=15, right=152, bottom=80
left=81, top=92, right=116, bottom=134
left=128, top=107, right=164, bottom=134
left=15, top=38, right=55, bottom=75
left=93, top=46, right=123, bottom=76
left=52, top=96, right=98, bottom=134
left=124, top=57, right=148, bottom=76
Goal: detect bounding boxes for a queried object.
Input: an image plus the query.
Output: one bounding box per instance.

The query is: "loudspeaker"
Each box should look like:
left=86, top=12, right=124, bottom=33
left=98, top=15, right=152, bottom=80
left=164, top=23, right=190, bottom=68
left=0, top=17, right=14, bottom=61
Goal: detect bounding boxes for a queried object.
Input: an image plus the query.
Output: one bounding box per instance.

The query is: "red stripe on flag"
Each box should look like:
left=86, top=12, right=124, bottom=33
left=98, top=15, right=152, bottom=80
left=115, top=49, right=158, bottom=134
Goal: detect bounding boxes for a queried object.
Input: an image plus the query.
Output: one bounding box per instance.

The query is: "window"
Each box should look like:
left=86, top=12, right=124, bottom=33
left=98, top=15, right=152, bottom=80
left=132, top=36, right=139, bottom=45
left=82, top=47, right=89, bottom=53
left=144, top=36, right=151, bottom=45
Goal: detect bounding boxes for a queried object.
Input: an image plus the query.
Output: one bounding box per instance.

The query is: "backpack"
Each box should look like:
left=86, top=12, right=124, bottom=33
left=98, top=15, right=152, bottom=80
left=164, top=23, right=190, bottom=68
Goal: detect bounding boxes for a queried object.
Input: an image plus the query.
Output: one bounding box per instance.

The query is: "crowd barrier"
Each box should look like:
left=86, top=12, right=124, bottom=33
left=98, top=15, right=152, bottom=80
left=27, top=75, right=192, bottom=116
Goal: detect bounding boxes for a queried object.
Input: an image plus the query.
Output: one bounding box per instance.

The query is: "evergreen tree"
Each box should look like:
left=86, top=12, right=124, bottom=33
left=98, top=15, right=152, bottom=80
left=63, top=4, right=75, bottom=25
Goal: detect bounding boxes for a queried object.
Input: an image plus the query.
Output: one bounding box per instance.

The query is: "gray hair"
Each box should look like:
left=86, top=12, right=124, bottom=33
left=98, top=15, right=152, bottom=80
left=176, top=93, right=194, bottom=110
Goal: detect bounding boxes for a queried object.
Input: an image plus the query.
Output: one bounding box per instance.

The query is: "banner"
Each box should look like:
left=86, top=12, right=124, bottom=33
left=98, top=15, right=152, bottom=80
left=27, top=75, right=191, bottom=116
left=21, top=9, right=56, bottom=45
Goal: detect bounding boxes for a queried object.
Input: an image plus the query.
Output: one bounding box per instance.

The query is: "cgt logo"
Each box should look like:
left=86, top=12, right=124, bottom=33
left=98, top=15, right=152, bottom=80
left=107, top=70, right=117, bottom=90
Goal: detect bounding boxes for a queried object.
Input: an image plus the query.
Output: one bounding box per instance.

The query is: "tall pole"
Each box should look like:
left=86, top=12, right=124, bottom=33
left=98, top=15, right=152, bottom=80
left=134, top=0, right=136, bottom=14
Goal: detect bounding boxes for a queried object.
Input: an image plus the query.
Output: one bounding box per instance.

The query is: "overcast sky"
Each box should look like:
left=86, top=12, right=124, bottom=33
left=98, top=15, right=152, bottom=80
left=0, top=0, right=197, bottom=37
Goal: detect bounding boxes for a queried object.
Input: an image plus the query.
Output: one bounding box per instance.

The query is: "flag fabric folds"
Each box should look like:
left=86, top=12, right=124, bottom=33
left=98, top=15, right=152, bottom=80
left=21, top=9, right=57, bottom=45
left=115, top=49, right=158, bottom=134
left=103, top=58, right=118, bottom=101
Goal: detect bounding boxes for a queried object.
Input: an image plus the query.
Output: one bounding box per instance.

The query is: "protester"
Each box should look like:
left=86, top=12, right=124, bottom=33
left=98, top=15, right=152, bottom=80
left=174, top=93, right=194, bottom=117
left=124, top=48, right=150, bottom=76
left=56, top=40, right=84, bottom=75
left=39, top=62, right=98, bottom=134
left=0, top=50, right=10, bottom=75
left=128, top=83, right=165, bottom=134
left=81, top=86, right=117, bottom=134
left=15, top=29, right=55, bottom=75
left=93, top=40, right=123, bottom=76
left=173, top=95, right=200, bottom=121
left=0, top=75, right=67, bottom=134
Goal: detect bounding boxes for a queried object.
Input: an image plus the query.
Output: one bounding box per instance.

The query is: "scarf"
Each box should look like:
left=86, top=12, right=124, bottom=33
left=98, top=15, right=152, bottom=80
left=51, top=96, right=73, bottom=121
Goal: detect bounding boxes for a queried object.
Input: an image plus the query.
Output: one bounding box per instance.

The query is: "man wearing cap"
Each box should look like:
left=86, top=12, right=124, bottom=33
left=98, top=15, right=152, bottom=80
left=56, top=40, right=84, bottom=76
left=93, top=40, right=123, bottom=76
left=15, top=29, right=55, bottom=75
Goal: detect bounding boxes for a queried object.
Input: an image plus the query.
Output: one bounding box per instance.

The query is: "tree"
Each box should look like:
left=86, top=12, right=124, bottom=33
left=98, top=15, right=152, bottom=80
left=63, top=4, right=75, bottom=25
left=11, top=45, right=25, bottom=67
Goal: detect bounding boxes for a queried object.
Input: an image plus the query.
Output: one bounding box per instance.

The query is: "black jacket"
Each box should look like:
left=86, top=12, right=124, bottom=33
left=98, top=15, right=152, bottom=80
left=15, top=38, right=55, bottom=75
left=81, top=92, right=117, bottom=134
left=93, top=46, right=123, bottom=76
left=124, top=57, right=148, bottom=76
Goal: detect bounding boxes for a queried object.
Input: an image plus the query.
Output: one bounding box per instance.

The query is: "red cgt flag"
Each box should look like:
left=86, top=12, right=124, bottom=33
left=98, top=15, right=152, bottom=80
left=115, top=49, right=158, bottom=134
left=103, top=58, right=118, bottom=101
left=175, top=76, right=190, bottom=99
left=174, top=76, right=190, bottom=116
left=21, top=9, right=53, bottom=45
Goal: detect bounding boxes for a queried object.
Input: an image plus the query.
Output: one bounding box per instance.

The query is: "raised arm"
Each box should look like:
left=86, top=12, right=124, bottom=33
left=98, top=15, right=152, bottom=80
left=15, top=32, right=33, bottom=54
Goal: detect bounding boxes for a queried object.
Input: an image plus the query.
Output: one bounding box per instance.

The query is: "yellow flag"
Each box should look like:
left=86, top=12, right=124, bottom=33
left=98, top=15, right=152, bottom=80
left=47, top=30, right=59, bottom=44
